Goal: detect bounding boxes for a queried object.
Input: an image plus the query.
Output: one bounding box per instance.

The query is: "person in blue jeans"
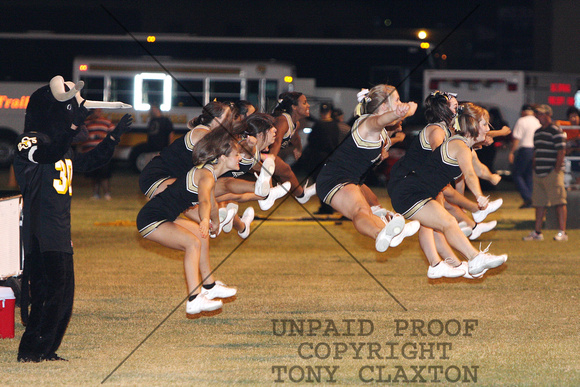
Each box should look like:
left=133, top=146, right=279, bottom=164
left=509, top=104, right=541, bottom=208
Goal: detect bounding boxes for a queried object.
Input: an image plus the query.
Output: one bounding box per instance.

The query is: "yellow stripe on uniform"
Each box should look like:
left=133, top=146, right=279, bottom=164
left=139, top=220, right=168, bottom=237
left=402, top=198, right=431, bottom=219
left=419, top=130, right=431, bottom=151
left=352, top=126, right=383, bottom=149
left=184, top=129, right=196, bottom=150
left=145, top=176, right=172, bottom=198
left=441, top=136, right=467, bottom=166
left=186, top=169, right=199, bottom=194
left=323, top=182, right=349, bottom=205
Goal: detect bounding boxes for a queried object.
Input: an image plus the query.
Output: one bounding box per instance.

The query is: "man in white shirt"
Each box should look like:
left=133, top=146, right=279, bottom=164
left=509, top=104, right=541, bottom=208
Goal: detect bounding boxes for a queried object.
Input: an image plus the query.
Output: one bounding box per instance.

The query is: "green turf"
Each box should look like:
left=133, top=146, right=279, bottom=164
left=0, top=169, right=578, bottom=385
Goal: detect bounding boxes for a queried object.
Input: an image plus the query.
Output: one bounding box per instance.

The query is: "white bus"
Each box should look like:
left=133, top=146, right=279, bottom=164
left=72, top=56, right=296, bottom=170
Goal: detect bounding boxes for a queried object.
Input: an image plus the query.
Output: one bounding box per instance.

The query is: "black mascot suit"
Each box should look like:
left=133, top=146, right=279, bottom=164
left=14, top=75, right=132, bottom=362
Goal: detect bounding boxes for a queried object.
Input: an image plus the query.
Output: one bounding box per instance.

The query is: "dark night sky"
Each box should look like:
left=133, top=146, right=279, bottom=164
left=0, top=1, right=577, bottom=87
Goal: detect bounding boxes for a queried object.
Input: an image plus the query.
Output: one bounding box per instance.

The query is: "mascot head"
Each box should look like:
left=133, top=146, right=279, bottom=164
left=24, top=75, right=131, bottom=136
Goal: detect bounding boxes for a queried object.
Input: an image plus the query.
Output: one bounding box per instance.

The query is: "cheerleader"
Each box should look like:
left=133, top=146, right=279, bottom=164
left=316, top=84, right=416, bottom=252
left=389, top=92, right=501, bottom=278
left=136, top=127, right=241, bottom=315
left=232, top=100, right=256, bottom=121
left=268, top=92, right=317, bottom=205
left=388, top=103, right=508, bottom=277
left=427, top=92, right=503, bottom=240
left=213, top=113, right=288, bottom=236
left=139, top=101, right=232, bottom=198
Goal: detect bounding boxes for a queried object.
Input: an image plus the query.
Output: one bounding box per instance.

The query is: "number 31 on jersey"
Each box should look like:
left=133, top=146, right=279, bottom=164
left=53, top=159, right=73, bottom=195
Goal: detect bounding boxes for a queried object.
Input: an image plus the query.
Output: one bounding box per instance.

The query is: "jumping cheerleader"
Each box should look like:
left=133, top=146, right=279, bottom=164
left=316, top=84, right=415, bottom=252
left=139, top=101, right=232, bottom=198
left=136, top=127, right=242, bottom=315
left=388, top=103, right=508, bottom=277
left=268, top=92, right=317, bottom=206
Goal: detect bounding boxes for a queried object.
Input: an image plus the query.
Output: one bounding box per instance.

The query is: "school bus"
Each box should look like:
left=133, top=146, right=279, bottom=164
left=72, top=56, right=296, bottom=170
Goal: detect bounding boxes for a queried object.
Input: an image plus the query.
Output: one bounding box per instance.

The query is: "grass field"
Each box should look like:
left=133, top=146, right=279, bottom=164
left=0, top=168, right=578, bottom=386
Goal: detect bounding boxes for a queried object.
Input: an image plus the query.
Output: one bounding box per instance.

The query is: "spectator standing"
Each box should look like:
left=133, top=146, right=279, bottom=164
left=509, top=104, right=541, bottom=208
left=147, top=104, right=174, bottom=152
left=566, top=106, right=580, bottom=126
left=523, top=105, right=568, bottom=241
left=79, top=109, right=114, bottom=200
left=300, top=102, right=340, bottom=214
left=564, top=106, right=580, bottom=157
left=332, top=107, right=351, bottom=142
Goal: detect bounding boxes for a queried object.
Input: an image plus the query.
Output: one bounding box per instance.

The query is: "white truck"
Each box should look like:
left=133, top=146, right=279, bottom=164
left=424, top=69, right=580, bottom=178
left=0, top=82, right=44, bottom=167
left=423, top=69, right=580, bottom=127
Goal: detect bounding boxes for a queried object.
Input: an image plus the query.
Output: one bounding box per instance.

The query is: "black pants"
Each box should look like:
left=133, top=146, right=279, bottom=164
left=18, top=238, right=74, bottom=360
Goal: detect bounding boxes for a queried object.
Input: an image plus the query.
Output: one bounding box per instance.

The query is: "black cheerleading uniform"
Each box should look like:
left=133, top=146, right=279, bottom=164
left=139, top=125, right=210, bottom=197
left=14, top=117, right=119, bottom=361
left=278, top=113, right=296, bottom=150
left=389, top=121, right=453, bottom=183
left=221, top=146, right=260, bottom=178
left=388, top=122, right=452, bottom=210
left=137, top=164, right=217, bottom=237
left=316, top=114, right=390, bottom=205
left=389, top=135, right=467, bottom=219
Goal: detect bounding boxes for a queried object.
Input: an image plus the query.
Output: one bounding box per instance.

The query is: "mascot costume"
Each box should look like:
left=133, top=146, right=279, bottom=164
left=14, top=75, right=132, bottom=362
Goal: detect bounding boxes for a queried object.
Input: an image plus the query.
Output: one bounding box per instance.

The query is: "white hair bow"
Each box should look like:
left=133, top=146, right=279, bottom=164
left=357, top=89, right=370, bottom=103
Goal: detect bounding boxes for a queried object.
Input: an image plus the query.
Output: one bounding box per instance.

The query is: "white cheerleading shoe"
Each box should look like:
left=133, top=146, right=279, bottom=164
left=390, top=220, right=420, bottom=248
left=259, top=181, right=291, bottom=211
left=254, top=156, right=276, bottom=197
left=427, top=261, right=466, bottom=279
left=296, top=181, right=317, bottom=204
left=186, top=291, right=223, bottom=315
left=204, top=281, right=237, bottom=299
left=210, top=205, right=237, bottom=238
left=468, top=243, right=507, bottom=276
left=472, top=198, right=503, bottom=223
left=469, top=220, right=497, bottom=240
left=375, top=214, right=405, bottom=252
left=371, top=205, right=388, bottom=217
left=222, top=203, right=239, bottom=233
left=238, top=207, right=255, bottom=239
